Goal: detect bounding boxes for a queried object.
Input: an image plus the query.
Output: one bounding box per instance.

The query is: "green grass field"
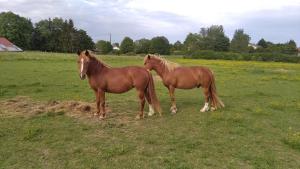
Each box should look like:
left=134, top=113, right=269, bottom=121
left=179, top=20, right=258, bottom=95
left=1, top=51, right=300, bottom=169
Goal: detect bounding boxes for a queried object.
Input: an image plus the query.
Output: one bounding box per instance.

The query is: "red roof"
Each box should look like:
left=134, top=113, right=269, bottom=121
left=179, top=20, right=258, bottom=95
left=0, top=37, right=14, bottom=47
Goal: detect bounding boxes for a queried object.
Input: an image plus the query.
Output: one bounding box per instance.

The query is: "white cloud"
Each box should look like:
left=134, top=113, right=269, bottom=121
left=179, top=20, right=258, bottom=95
left=127, top=0, right=300, bottom=24
left=0, top=0, right=299, bottom=44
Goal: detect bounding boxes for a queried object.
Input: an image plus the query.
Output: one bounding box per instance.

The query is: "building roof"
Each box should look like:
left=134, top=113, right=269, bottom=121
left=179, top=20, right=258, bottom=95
left=0, top=37, right=23, bottom=52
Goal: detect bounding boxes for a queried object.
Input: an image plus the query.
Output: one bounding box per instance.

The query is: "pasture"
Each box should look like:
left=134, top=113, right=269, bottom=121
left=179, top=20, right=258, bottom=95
left=0, top=51, right=300, bottom=168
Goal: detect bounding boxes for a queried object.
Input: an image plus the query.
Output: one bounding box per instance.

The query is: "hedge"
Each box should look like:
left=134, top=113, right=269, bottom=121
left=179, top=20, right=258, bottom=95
left=184, top=50, right=300, bottom=63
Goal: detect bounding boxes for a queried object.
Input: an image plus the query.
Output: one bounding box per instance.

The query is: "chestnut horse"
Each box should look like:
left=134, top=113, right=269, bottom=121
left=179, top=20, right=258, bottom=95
left=144, top=54, right=224, bottom=114
left=77, top=50, right=161, bottom=119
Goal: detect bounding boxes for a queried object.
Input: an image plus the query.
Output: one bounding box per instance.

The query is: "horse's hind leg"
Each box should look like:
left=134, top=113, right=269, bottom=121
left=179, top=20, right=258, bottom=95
left=136, top=90, right=145, bottom=119
left=168, top=86, right=177, bottom=114
left=200, top=87, right=210, bottom=112
left=145, top=91, right=155, bottom=116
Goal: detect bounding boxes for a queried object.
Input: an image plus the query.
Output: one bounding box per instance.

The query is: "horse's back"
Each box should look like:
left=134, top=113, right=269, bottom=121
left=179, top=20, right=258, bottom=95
left=126, top=66, right=150, bottom=87
left=106, top=66, right=149, bottom=90
left=165, top=66, right=213, bottom=89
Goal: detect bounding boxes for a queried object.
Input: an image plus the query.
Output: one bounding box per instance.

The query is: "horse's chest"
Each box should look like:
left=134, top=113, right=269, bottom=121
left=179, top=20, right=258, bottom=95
left=88, top=79, right=100, bottom=90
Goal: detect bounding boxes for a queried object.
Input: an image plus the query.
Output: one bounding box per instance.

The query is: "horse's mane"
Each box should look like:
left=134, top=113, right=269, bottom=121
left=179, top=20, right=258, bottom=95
left=144, top=54, right=180, bottom=72
left=87, top=51, right=111, bottom=68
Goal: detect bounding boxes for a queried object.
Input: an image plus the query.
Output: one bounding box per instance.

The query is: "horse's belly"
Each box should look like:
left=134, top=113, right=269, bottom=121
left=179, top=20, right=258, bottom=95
left=106, top=85, right=132, bottom=94
left=176, top=82, right=197, bottom=89
left=171, top=76, right=198, bottom=89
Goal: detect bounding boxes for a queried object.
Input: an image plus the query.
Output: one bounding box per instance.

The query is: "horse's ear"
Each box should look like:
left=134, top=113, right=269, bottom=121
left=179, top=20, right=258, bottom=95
left=147, top=54, right=151, bottom=59
left=77, top=50, right=81, bottom=56
left=85, top=50, right=89, bottom=56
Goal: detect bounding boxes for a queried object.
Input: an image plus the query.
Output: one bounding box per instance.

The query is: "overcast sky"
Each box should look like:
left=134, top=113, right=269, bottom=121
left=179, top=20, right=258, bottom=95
left=0, top=0, right=299, bottom=45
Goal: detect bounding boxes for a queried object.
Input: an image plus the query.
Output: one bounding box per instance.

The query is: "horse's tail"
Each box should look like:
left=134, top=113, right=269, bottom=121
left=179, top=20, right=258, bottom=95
left=146, top=72, right=162, bottom=115
left=209, top=73, right=225, bottom=109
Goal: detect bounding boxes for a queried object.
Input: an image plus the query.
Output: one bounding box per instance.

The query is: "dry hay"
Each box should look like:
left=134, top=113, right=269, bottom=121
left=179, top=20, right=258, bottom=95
left=0, top=96, right=111, bottom=121
left=0, top=96, right=151, bottom=125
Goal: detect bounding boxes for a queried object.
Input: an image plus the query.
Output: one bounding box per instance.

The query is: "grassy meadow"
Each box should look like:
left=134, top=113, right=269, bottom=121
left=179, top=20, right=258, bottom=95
left=0, top=51, right=300, bottom=168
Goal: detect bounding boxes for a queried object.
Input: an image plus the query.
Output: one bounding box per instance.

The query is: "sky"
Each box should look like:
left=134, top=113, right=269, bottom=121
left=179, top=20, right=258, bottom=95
left=0, top=0, right=299, bottom=46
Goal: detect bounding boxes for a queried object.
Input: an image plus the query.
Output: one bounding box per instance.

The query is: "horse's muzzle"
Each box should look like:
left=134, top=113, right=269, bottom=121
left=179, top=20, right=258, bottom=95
left=80, top=74, right=86, bottom=80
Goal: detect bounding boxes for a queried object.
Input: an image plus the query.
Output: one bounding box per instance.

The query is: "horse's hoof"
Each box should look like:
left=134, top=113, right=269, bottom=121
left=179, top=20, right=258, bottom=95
left=99, top=114, right=105, bottom=120
left=200, top=108, right=209, bottom=112
left=94, top=113, right=99, bottom=116
left=170, top=107, right=177, bottom=114
left=210, top=107, right=216, bottom=111
left=135, top=115, right=144, bottom=120
left=148, top=111, right=155, bottom=117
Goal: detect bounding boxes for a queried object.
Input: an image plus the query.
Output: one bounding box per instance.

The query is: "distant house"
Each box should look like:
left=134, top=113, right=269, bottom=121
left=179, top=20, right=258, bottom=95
left=112, top=43, right=120, bottom=51
left=248, top=43, right=259, bottom=50
left=0, top=37, right=23, bottom=52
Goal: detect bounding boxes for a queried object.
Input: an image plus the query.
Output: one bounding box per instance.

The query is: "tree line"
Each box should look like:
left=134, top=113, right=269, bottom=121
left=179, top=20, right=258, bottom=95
left=96, top=25, right=298, bottom=56
left=96, top=36, right=171, bottom=55
left=0, top=11, right=94, bottom=52
left=0, top=11, right=298, bottom=57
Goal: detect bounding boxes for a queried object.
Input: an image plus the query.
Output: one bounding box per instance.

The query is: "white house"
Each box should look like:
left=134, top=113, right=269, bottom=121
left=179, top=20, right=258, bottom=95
left=248, top=43, right=259, bottom=50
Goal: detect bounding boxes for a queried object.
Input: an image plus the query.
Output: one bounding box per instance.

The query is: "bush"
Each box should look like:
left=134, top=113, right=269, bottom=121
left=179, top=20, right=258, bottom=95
left=171, top=50, right=185, bottom=55
left=123, top=52, right=136, bottom=56
left=112, top=49, right=121, bottom=55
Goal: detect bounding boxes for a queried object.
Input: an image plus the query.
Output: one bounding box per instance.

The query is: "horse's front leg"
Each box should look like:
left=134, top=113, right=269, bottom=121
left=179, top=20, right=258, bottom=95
left=94, top=90, right=100, bottom=116
left=168, top=86, right=177, bottom=114
left=136, top=90, right=145, bottom=119
left=99, top=90, right=106, bottom=120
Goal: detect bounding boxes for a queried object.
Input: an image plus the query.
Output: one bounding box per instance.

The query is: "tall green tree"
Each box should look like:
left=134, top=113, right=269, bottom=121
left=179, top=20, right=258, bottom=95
left=0, top=11, right=33, bottom=49
left=34, top=18, right=94, bottom=52
left=134, top=38, right=150, bottom=54
left=150, top=36, right=170, bottom=55
left=120, top=37, right=134, bottom=54
left=183, top=33, right=202, bottom=51
left=283, top=40, right=297, bottom=54
left=199, top=25, right=230, bottom=51
left=257, top=38, right=268, bottom=48
left=73, top=29, right=95, bottom=52
left=96, top=40, right=112, bottom=54
left=173, top=41, right=184, bottom=51
left=230, top=29, right=251, bottom=53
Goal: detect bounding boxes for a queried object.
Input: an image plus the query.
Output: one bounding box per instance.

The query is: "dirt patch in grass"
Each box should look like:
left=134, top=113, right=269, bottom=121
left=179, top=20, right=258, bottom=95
left=0, top=96, right=112, bottom=121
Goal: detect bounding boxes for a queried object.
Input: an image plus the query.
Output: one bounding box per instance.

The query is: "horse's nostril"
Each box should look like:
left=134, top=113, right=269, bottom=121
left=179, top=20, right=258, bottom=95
left=80, top=74, right=86, bottom=80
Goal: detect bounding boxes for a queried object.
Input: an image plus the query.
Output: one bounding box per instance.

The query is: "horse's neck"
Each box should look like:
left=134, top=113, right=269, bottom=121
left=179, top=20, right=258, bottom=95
left=87, top=59, right=107, bottom=77
left=154, top=64, right=169, bottom=79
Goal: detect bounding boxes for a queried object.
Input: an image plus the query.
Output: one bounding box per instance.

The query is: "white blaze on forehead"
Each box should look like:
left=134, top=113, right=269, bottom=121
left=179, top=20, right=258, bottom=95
left=80, top=58, right=84, bottom=74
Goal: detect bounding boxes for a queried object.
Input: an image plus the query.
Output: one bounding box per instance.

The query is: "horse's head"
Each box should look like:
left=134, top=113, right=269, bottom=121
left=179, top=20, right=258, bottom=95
left=77, top=50, right=91, bottom=80
left=144, top=54, right=158, bottom=71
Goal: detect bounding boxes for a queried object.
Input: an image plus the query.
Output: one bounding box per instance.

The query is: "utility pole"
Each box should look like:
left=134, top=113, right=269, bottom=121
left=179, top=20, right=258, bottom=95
left=109, top=33, right=111, bottom=44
